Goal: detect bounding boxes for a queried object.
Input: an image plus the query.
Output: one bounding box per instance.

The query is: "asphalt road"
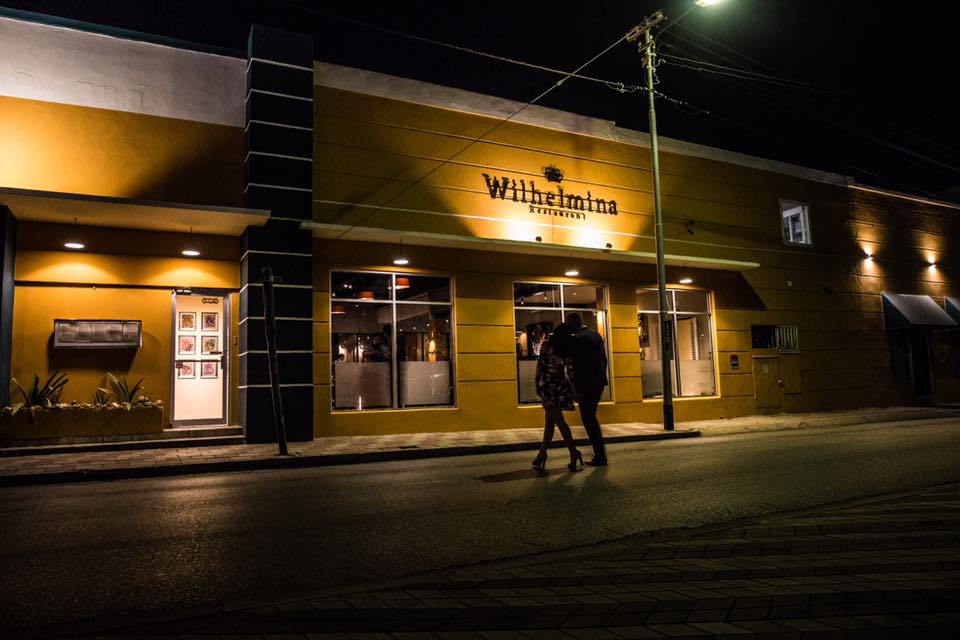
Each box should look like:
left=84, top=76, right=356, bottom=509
left=2, top=418, right=959, bottom=630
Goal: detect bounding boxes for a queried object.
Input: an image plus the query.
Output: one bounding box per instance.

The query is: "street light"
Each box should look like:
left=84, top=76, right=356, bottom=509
left=627, top=1, right=723, bottom=431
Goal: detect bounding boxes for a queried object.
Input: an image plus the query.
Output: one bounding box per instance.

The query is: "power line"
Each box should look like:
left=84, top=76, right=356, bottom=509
left=326, top=32, right=632, bottom=241
left=276, top=2, right=641, bottom=93
left=659, top=28, right=960, bottom=179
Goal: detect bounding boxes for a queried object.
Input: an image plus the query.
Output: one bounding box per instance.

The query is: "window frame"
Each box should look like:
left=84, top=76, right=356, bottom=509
left=512, top=280, right=612, bottom=405
left=637, top=288, right=719, bottom=399
left=330, top=269, right=456, bottom=411
left=779, top=198, right=813, bottom=247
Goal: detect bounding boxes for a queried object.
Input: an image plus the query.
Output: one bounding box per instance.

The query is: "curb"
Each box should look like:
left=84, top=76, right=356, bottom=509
left=0, top=429, right=699, bottom=487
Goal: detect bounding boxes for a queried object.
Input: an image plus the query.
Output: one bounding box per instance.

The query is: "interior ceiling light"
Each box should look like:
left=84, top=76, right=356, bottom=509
left=679, top=276, right=693, bottom=284
left=182, top=227, right=200, bottom=257
left=393, top=257, right=409, bottom=266
left=565, top=269, right=580, bottom=277
left=64, top=217, right=84, bottom=250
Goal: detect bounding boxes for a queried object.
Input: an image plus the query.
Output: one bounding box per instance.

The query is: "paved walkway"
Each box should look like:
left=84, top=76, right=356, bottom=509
left=39, top=482, right=960, bottom=638
left=0, top=406, right=956, bottom=486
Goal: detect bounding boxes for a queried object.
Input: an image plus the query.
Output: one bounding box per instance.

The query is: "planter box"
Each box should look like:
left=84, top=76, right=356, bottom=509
left=0, top=405, right=164, bottom=444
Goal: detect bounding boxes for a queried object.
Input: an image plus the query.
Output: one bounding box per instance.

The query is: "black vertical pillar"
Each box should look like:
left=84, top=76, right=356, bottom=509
left=0, top=208, right=16, bottom=409
left=240, top=25, right=314, bottom=442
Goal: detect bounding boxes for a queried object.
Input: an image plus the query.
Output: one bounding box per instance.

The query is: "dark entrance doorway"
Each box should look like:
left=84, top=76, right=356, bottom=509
left=909, top=330, right=933, bottom=398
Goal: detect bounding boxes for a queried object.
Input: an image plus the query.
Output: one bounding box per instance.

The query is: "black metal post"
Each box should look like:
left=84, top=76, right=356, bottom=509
left=261, top=266, right=289, bottom=455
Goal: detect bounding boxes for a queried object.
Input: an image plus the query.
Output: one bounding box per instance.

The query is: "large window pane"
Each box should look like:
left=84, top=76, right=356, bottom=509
left=515, top=308, right=562, bottom=403
left=563, top=284, right=604, bottom=310
left=396, top=304, right=453, bottom=407
left=515, top=282, right=561, bottom=307
left=332, top=272, right=391, bottom=300
left=332, top=301, right=393, bottom=409
left=674, top=290, right=709, bottom=313
left=675, top=313, right=716, bottom=396
left=638, top=289, right=717, bottom=399
left=395, top=275, right=451, bottom=302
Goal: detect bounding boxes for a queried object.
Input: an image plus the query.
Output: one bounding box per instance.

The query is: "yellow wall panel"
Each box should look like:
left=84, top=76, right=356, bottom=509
left=0, top=95, right=242, bottom=205
left=613, top=376, right=644, bottom=403
left=457, top=325, right=514, bottom=354
left=612, top=353, right=641, bottom=378
left=313, top=322, right=330, bottom=354
left=11, top=287, right=174, bottom=423
left=719, top=373, right=755, bottom=398
left=16, top=250, right=238, bottom=289
left=611, top=327, right=640, bottom=354
left=456, top=297, right=513, bottom=327
left=458, top=353, right=516, bottom=382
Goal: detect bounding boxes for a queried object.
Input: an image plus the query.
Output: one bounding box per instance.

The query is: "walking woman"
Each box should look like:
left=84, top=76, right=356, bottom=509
left=531, top=322, right=584, bottom=471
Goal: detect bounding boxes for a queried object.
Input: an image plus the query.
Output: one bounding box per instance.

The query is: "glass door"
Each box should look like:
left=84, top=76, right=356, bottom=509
left=172, top=291, right=228, bottom=426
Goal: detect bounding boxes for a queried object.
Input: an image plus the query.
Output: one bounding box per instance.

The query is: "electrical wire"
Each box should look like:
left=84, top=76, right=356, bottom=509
left=659, top=29, right=960, bottom=180
left=276, top=2, right=641, bottom=93
left=327, top=32, right=632, bottom=241
left=664, top=22, right=960, bottom=169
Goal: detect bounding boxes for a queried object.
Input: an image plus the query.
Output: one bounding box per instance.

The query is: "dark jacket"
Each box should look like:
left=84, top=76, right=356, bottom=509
left=570, top=326, right=608, bottom=392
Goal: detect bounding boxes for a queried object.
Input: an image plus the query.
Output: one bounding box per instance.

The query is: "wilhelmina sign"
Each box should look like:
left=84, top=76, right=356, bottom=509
left=481, top=173, right=618, bottom=220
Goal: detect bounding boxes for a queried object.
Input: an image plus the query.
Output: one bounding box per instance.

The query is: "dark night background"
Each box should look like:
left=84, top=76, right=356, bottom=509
left=4, top=0, right=958, bottom=198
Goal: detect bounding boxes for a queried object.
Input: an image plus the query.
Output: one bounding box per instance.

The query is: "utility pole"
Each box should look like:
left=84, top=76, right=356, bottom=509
left=627, top=11, right=674, bottom=431
left=261, top=266, right=289, bottom=455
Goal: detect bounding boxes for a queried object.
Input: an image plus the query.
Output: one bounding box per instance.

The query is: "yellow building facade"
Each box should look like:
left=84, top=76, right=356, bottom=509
left=0, top=15, right=956, bottom=445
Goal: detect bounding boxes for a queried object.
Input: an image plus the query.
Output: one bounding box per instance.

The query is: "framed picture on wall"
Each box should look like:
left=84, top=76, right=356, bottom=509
left=201, top=335, right=218, bottom=354
left=178, top=335, right=196, bottom=355
left=201, top=312, right=218, bottom=332
left=177, top=361, right=195, bottom=379
left=179, top=312, right=196, bottom=331
left=201, top=361, right=218, bottom=379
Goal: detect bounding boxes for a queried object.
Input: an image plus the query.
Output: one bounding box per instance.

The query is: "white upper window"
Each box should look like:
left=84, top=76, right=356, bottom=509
left=780, top=199, right=812, bottom=246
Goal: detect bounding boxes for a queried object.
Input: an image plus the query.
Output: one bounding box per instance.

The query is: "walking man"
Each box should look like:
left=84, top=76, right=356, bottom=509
left=566, top=313, right=608, bottom=466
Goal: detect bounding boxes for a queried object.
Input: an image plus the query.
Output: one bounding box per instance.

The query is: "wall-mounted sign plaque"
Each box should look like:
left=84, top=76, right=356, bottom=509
left=54, top=319, right=142, bottom=349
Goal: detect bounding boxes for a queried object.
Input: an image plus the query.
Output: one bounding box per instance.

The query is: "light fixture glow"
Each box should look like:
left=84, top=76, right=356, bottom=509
left=395, top=276, right=410, bottom=289
left=393, top=257, right=409, bottom=266
left=679, top=277, right=693, bottom=284
left=565, top=269, right=580, bottom=277
left=64, top=217, right=84, bottom=249
left=182, top=227, right=200, bottom=257
left=696, top=0, right=724, bottom=6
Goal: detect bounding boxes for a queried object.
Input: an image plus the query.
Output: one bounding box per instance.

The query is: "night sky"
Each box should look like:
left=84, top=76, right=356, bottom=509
left=6, top=0, right=958, bottom=198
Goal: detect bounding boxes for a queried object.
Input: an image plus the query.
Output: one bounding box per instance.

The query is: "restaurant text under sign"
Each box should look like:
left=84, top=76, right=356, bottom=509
left=482, top=172, right=618, bottom=221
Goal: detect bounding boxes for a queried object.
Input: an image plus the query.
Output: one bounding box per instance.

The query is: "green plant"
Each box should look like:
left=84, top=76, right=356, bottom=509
left=92, top=388, right=111, bottom=407
left=99, top=373, right=144, bottom=411
left=10, top=371, right=69, bottom=418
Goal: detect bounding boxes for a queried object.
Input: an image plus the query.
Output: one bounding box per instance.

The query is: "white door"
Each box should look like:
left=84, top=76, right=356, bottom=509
left=172, top=292, right=228, bottom=425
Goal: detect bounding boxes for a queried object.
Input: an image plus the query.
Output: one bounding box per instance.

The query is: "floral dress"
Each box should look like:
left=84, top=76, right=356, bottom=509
left=535, top=343, right=575, bottom=410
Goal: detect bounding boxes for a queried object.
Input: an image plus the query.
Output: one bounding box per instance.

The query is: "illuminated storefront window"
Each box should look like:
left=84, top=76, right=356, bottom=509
left=513, top=282, right=610, bottom=404
left=638, top=289, right=717, bottom=398
left=331, top=271, right=453, bottom=410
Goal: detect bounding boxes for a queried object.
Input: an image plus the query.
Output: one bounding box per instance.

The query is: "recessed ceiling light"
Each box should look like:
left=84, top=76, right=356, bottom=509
left=64, top=241, right=85, bottom=250
left=565, top=269, right=579, bottom=277
left=679, top=277, right=693, bottom=284
left=393, top=257, right=409, bottom=266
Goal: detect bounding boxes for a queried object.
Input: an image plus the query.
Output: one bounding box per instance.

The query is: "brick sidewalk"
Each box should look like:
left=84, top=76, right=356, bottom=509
left=1, top=406, right=957, bottom=486
left=76, top=482, right=960, bottom=639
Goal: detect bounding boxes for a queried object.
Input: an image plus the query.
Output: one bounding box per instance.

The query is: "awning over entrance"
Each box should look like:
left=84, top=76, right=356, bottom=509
left=0, top=187, right=270, bottom=236
left=946, top=297, right=960, bottom=323
left=302, top=222, right=761, bottom=272
left=882, top=292, right=958, bottom=329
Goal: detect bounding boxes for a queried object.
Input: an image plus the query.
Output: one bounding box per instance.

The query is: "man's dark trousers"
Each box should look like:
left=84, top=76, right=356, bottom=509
left=578, top=387, right=606, bottom=462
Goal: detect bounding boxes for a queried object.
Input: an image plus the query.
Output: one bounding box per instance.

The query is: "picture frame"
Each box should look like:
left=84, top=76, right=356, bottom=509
left=178, top=335, right=196, bottom=355
left=200, top=361, right=218, bottom=379
left=178, top=311, right=196, bottom=331
left=201, top=335, right=218, bottom=354
left=201, top=312, right=218, bottom=332
left=177, top=360, right=195, bottom=379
